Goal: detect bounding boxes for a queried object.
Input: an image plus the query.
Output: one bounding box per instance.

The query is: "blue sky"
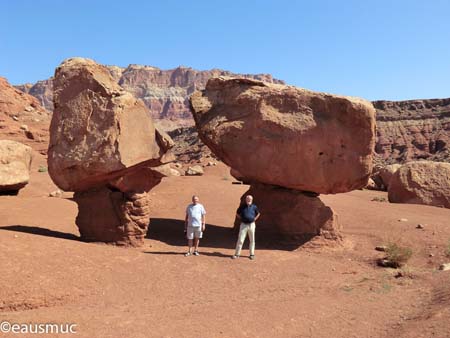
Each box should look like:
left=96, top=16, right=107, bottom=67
left=1, top=0, right=449, bottom=100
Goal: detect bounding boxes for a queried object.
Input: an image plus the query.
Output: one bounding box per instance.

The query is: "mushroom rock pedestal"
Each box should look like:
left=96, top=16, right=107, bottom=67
left=74, top=188, right=150, bottom=246
left=48, top=58, right=174, bottom=246
left=74, top=165, right=171, bottom=246
left=233, top=183, right=341, bottom=243
left=191, top=77, right=376, bottom=244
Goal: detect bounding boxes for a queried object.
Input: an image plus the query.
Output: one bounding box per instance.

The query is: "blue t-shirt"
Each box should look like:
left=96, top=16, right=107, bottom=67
left=237, top=204, right=260, bottom=224
left=186, top=203, right=206, bottom=227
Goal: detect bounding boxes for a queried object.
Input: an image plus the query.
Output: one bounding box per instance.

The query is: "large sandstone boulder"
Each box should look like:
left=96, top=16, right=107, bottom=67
left=48, top=58, right=174, bottom=246
left=388, top=161, right=450, bottom=208
left=379, top=164, right=402, bottom=189
left=234, top=183, right=340, bottom=241
left=0, top=140, right=32, bottom=194
left=190, top=77, right=376, bottom=194
left=48, top=57, right=174, bottom=192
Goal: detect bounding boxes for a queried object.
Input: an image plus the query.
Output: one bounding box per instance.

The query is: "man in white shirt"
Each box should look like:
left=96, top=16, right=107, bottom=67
left=184, top=195, right=206, bottom=256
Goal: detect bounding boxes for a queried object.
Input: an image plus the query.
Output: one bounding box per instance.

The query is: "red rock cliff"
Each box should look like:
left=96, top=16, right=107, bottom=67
left=373, top=99, right=450, bottom=164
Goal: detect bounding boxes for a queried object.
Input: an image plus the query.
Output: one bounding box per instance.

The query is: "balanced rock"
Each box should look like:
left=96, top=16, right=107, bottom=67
left=388, top=161, right=450, bottom=208
left=190, top=77, right=376, bottom=194
left=234, top=183, right=341, bottom=240
left=48, top=57, right=174, bottom=192
left=48, top=58, right=174, bottom=246
left=0, top=140, right=32, bottom=194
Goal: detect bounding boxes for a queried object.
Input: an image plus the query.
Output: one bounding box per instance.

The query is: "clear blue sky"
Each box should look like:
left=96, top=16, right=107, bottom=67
left=1, top=0, right=449, bottom=101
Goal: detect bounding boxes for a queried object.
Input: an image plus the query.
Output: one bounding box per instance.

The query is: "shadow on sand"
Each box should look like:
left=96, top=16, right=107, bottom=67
left=0, top=225, right=80, bottom=241
left=0, top=221, right=311, bottom=252
left=147, top=218, right=309, bottom=251
left=146, top=218, right=236, bottom=249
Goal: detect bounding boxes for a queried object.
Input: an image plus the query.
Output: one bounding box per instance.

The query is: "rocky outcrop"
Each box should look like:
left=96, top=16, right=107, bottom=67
left=388, top=161, right=450, bottom=209
left=190, top=77, right=376, bottom=194
left=0, top=77, right=51, bottom=154
left=374, top=99, right=450, bottom=164
left=191, top=77, right=376, bottom=242
left=0, top=140, right=32, bottom=194
left=167, top=126, right=213, bottom=163
left=15, top=79, right=54, bottom=112
left=48, top=57, right=174, bottom=246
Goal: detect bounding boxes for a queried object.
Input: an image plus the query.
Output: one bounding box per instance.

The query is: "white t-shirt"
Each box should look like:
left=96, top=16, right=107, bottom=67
left=186, top=203, right=206, bottom=228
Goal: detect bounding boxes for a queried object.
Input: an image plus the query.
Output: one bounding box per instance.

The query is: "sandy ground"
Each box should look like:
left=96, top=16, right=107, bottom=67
left=1, top=151, right=450, bottom=338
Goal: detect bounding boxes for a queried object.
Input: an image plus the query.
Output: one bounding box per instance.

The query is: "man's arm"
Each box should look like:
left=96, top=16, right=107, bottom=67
left=184, top=212, right=188, bottom=232
left=201, top=214, right=206, bottom=232
left=236, top=205, right=242, bottom=219
left=254, top=206, right=260, bottom=222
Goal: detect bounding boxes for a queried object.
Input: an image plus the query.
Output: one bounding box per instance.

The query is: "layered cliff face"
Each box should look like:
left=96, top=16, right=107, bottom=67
left=14, top=64, right=284, bottom=130
left=373, top=99, right=450, bottom=164
left=15, top=79, right=54, bottom=112
left=0, top=77, right=51, bottom=154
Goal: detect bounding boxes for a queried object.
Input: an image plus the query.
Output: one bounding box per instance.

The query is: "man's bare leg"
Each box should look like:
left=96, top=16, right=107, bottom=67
left=194, top=237, right=200, bottom=254
left=185, top=239, right=193, bottom=256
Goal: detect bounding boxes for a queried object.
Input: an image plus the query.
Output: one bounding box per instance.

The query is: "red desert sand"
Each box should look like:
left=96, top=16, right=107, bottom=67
left=1, top=150, right=450, bottom=338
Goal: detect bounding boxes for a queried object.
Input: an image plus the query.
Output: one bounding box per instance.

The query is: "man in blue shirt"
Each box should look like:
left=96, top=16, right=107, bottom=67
left=184, top=195, right=206, bottom=256
left=233, top=195, right=260, bottom=260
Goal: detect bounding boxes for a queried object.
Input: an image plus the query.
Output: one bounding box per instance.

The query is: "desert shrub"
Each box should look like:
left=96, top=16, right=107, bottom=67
left=38, top=166, right=48, bottom=173
left=445, top=240, right=450, bottom=258
left=371, top=197, right=387, bottom=202
left=383, top=242, right=413, bottom=268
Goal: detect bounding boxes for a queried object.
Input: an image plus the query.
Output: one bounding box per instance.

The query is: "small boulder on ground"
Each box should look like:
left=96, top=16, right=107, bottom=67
left=0, top=140, right=32, bottom=194
left=185, top=165, right=204, bottom=176
left=388, top=161, right=450, bottom=209
left=379, top=164, right=402, bottom=189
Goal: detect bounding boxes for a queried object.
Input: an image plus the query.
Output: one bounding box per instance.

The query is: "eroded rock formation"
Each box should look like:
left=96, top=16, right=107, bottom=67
left=191, top=77, right=376, bottom=241
left=388, top=161, right=450, bottom=209
left=48, top=57, right=174, bottom=246
left=0, top=77, right=50, bottom=154
left=190, top=77, right=376, bottom=194
left=374, top=99, right=450, bottom=164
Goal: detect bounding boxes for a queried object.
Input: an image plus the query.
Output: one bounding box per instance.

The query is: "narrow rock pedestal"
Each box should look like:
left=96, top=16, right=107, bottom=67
left=74, top=188, right=150, bottom=246
left=234, top=183, right=341, bottom=242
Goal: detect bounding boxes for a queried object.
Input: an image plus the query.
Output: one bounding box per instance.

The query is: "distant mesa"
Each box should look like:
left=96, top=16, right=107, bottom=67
left=373, top=98, right=450, bottom=165
left=14, top=63, right=283, bottom=131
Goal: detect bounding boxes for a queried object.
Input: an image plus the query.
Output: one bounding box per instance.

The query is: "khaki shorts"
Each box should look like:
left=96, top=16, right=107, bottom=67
left=186, top=227, right=203, bottom=240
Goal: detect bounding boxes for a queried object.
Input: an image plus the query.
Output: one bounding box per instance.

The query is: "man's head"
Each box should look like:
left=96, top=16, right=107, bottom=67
left=245, top=195, right=253, bottom=205
left=192, top=195, right=199, bottom=204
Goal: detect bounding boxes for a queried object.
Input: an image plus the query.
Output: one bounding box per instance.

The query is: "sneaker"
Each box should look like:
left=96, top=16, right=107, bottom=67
left=232, top=255, right=239, bottom=259
left=184, top=252, right=192, bottom=257
left=249, top=255, right=255, bottom=260
left=193, top=251, right=199, bottom=256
